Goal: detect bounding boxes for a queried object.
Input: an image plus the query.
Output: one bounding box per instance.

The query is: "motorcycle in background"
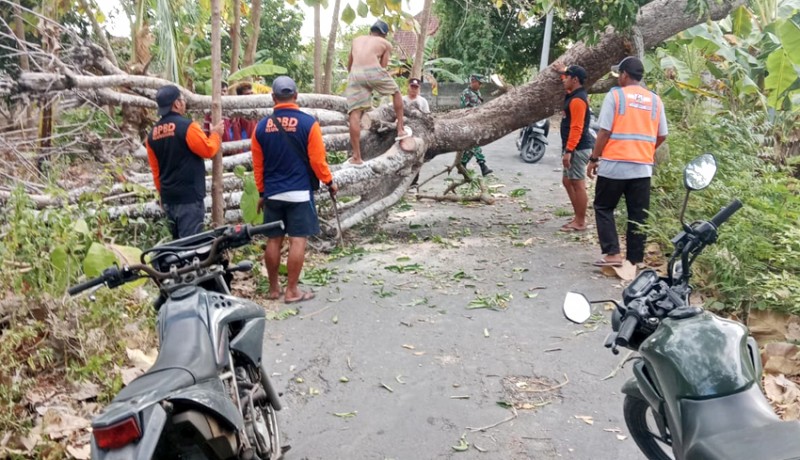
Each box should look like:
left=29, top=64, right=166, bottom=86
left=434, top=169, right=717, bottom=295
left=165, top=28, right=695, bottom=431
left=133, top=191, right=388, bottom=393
left=516, top=111, right=599, bottom=164
left=562, top=154, right=800, bottom=460
left=69, top=223, right=287, bottom=460
left=516, top=118, right=550, bottom=163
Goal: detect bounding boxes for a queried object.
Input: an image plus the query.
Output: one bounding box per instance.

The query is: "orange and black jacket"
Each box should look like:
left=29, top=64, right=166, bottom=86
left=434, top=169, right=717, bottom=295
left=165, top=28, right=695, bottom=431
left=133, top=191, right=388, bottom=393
left=146, top=112, right=221, bottom=204
left=251, top=103, right=333, bottom=197
left=560, top=87, right=595, bottom=152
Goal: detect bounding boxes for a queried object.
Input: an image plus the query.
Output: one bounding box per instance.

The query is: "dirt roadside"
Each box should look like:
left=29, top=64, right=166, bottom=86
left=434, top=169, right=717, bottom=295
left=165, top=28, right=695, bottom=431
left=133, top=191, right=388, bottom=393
left=261, top=128, right=644, bottom=459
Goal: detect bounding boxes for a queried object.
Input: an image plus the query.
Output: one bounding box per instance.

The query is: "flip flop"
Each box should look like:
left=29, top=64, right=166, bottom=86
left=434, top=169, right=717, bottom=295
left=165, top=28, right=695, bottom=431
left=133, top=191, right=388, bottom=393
left=559, top=226, right=587, bottom=232
left=592, top=258, right=623, bottom=267
left=346, top=158, right=365, bottom=165
left=284, top=291, right=315, bottom=304
left=267, top=291, right=283, bottom=300
left=395, top=126, right=413, bottom=141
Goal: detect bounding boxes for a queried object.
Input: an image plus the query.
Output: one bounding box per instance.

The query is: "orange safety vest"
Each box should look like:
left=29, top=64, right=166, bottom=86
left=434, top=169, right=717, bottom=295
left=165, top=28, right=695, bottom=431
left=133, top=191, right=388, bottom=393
left=603, top=85, right=662, bottom=165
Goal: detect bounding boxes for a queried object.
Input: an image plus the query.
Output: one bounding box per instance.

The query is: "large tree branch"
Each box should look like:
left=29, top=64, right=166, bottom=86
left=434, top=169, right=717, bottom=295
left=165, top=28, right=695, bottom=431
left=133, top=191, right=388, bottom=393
left=427, top=0, right=744, bottom=156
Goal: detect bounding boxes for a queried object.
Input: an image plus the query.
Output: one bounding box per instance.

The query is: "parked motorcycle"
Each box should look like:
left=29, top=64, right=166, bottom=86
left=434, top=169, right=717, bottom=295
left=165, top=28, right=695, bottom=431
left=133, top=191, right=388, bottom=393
left=562, top=154, right=800, bottom=460
left=517, top=112, right=599, bottom=164
left=516, top=118, right=550, bottom=163
left=69, top=222, right=287, bottom=460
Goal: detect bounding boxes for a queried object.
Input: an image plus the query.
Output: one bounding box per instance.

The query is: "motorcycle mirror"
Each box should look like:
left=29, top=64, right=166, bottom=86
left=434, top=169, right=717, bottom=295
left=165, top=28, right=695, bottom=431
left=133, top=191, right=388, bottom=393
left=680, top=153, right=717, bottom=226
left=683, top=153, right=717, bottom=191
left=563, top=292, right=592, bottom=324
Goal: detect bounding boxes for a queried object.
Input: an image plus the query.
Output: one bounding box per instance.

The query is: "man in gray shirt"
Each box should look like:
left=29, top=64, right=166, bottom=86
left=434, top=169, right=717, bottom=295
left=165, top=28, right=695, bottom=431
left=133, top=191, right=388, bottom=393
left=587, top=57, right=668, bottom=267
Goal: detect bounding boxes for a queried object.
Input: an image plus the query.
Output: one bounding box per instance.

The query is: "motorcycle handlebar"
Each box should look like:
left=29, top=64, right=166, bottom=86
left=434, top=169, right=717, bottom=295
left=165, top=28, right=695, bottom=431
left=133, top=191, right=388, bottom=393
left=67, top=275, right=107, bottom=296
left=247, top=221, right=284, bottom=237
left=710, top=199, right=742, bottom=229
left=69, top=222, right=285, bottom=296
left=615, top=314, right=639, bottom=348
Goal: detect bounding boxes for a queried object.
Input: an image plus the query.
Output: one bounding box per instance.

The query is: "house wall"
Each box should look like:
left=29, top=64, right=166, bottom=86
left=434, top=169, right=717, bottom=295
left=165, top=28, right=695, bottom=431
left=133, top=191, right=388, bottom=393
left=417, top=82, right=502, bottom=112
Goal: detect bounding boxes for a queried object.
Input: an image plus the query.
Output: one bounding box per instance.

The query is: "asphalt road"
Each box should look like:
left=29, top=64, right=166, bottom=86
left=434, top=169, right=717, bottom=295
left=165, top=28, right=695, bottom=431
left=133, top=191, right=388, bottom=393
left=263, top=126, right=645, bottom=460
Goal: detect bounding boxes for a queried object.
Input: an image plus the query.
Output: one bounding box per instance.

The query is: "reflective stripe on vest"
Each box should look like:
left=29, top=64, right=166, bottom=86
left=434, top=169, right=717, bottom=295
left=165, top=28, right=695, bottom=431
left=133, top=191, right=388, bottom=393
left=603, top=86, right=661, bottom=165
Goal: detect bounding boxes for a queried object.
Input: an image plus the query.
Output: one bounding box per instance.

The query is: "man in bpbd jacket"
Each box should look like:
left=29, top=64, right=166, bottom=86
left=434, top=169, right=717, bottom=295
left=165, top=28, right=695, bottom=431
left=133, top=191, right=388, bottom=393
left=251, top=76, right=338, bottom=304
left=146, top=85, right=224, bottom=239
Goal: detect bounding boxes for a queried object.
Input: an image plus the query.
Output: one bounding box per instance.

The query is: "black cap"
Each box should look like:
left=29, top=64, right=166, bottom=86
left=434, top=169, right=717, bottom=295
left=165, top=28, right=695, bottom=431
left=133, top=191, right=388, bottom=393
left=409, top=78, right=421, bottom=87
left=156, top=85, right=181, bottom=116
left=560, top=65, right=587, bottom=84
left=611, top=56, right=644, bottom=81
left=272, top=76, right=298, bottom=96
left=371, top=20, right=389, bottom=36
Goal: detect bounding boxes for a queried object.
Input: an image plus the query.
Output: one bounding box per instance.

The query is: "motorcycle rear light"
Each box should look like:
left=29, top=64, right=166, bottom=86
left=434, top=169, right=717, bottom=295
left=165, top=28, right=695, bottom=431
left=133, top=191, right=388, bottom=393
left=93, top=416, right=142, bottom=450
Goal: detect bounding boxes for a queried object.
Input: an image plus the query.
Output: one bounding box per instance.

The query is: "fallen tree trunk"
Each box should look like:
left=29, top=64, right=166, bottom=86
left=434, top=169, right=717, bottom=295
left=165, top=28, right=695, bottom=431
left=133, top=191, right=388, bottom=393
left=1, top=0, right=744, bottom=233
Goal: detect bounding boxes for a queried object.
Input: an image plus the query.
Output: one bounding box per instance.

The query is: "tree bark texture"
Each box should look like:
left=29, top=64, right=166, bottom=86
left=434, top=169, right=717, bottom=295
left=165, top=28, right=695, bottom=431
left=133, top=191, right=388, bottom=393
left=313, top=2, right=322, bottom=93
left=211, top=0, right=224, bottom=225
left=243, top=0, right=263, bottom=67
left=409, top=0, right=432, bottom=80
left=322, top=0, right=341, bottom=94
left=230, top=0, right=241, bottom=73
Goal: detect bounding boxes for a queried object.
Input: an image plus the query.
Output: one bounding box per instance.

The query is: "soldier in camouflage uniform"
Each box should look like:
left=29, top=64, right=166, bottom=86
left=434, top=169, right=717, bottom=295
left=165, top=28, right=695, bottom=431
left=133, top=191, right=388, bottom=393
left=460, top=74, right=493, bottom=176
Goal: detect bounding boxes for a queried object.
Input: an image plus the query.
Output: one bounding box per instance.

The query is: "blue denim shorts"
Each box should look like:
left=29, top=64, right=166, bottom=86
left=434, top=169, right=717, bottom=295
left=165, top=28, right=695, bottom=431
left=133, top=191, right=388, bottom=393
left=263, top=199, right=320, bottom=237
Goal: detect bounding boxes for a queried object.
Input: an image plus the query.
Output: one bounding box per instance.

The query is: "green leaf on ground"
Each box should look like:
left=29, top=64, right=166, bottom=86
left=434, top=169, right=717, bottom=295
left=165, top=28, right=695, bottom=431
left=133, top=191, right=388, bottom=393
left=452, top=433, right=470, bottom=452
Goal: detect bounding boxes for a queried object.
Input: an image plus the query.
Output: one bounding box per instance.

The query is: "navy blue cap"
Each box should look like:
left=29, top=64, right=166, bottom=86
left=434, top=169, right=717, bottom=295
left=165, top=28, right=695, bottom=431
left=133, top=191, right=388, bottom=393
left=156, top=85, right=181, bottom=116
left=272, top=76, right=297, bottom=97
left=409, top=78, right=421, bottom=86
left=371, top=20, right=389, bottom=36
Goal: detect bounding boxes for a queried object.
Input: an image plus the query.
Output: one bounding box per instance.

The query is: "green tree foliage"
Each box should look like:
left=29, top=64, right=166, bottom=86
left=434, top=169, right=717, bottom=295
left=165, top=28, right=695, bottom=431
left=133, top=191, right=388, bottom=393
left=651, top=3, right=800, bottom=160
left=252, top=0, right=311, bottom=87
left=433, top=0, right=569, bottom=84
left=647, top=102, right=800, bottom=316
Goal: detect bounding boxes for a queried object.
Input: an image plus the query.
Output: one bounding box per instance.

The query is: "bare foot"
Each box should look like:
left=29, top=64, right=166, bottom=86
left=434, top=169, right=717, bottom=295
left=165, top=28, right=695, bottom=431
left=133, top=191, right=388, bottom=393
left=267, top=290, right=282, bottom=300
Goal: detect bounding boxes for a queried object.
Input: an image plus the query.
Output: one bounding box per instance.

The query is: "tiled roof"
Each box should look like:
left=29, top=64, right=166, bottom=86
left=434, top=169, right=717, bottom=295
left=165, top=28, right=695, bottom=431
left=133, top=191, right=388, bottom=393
left=394, top=12, right=440, bottom=61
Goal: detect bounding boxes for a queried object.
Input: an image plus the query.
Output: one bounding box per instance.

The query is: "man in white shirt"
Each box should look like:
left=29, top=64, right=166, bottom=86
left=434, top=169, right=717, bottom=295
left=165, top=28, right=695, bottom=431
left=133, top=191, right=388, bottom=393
left=403, top=77, right=430, bottom=113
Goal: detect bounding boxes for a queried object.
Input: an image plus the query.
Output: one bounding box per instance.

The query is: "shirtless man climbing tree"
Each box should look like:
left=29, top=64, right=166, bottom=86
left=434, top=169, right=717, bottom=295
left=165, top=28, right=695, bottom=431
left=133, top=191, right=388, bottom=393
left=344, top=20, right=409, bottom=165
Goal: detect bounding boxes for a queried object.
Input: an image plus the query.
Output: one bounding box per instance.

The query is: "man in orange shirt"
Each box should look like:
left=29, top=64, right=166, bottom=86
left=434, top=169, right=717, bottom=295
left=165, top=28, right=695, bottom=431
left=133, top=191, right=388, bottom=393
left=558, top=65, right=594, bottom=232
left=146, top=85, right=223, bottom=239
left=587, top=57, right=668, bottom=267
left=251, top=76, right=338, bottom=304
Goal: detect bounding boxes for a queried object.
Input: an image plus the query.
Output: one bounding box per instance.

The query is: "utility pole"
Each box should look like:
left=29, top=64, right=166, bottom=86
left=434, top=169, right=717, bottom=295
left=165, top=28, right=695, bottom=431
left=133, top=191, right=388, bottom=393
left=539, top=9, right=554, bottom=71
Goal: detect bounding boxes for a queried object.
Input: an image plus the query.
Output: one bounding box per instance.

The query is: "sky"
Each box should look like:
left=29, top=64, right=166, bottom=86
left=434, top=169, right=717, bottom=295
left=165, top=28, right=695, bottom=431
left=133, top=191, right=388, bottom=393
left=96, top=0, right=426, bottom=42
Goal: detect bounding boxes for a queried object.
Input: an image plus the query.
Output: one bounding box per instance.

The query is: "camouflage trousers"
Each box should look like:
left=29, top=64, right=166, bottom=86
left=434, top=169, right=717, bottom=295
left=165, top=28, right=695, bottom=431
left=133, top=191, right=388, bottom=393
left=460, top=146, right=486, bottom=165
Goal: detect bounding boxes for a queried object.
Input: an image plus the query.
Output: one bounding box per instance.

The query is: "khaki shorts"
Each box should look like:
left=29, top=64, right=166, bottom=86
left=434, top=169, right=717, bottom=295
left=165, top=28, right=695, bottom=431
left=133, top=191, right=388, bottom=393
left=563, top=148, right=591, bottom=180
left=344, top=66, right=399, bottom=113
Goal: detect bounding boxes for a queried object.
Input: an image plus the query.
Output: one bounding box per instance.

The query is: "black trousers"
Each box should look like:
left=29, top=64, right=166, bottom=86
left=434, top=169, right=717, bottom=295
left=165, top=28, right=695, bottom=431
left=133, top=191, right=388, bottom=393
left=593, top=176, right=651, bottom=263
left=163, top=200, right=205, bottom=240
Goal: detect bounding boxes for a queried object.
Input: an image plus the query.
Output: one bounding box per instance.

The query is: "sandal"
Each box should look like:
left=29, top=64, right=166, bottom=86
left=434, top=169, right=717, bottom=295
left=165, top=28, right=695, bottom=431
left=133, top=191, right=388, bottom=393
left=592, top=258, right=623, bottom=267
left=395, top=127, right=413, bottom=141
left=284, top=291, right=316, bottom=304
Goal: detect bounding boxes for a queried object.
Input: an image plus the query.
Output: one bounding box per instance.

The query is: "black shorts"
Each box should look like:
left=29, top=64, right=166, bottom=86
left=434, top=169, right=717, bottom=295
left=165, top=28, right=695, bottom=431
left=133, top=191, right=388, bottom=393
left=263, top=198, right=320, bottom=237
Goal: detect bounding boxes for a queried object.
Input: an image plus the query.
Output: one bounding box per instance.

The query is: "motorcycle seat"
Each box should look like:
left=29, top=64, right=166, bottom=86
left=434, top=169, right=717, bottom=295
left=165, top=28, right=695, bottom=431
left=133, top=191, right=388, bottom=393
left=681, top=384, right=800, bottom=460
left=685, top=421, right=800, bottom=460
left=116, top=296, right=219, bottom=402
